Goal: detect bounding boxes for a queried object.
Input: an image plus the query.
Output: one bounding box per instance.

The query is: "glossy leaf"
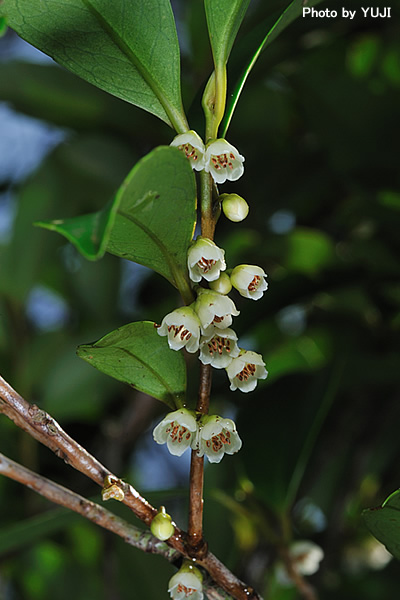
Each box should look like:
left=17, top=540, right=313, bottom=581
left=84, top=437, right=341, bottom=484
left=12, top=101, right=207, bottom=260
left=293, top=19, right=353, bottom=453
left=77, top=321, right=186, bottom=409
left=0, top=0, right=188, bottom=131
left=37, top=146, right=196, bottom=295
left=204, top=0, right=251, bottom=68
left=37, top=200, right=117, bottom=261
left=221, top=0, right=324, bottom=136
left=107, top=145, right=196, bottom=294
left=363, top=489, right=400, bottom=560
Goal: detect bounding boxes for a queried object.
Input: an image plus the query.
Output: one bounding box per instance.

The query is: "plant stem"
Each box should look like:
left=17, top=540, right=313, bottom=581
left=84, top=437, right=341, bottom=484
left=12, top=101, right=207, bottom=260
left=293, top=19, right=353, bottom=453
left=187, top=157, right=217, bottom=555
left=0, top=375, right=263, bottom=600
left=0, top=452, right=179, bottom=561
left=187, top=362, right=212, bottom=556
left=200, top=170, right=217, bottom=239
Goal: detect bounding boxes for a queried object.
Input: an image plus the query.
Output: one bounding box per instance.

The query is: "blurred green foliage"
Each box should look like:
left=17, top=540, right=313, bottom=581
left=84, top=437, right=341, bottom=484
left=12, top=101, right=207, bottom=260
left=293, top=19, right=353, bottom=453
left=1, top=0, right=400, bottom=598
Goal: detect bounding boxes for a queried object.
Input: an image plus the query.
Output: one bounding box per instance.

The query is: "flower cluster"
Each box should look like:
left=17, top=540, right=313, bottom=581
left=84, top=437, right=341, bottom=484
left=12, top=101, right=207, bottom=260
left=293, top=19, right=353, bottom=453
left=171, top=131, right=245, bottom=184
left=153, top=409, right=242, bottom=463
left=157, top=236, right=268, bottom=393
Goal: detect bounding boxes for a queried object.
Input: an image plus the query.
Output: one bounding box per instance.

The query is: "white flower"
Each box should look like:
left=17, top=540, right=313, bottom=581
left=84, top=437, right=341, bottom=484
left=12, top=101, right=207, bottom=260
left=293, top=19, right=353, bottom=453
left=199, top=328, right=240, bottom=369
left=220, top=193, right=249, bottom=222
left=275, top=540, right=324, bottom=586
left=204, top=139, right=245, bottom=184
left=168, top=563, right=203, bottom=600
left=194, top=289, right=240, bottom=333
left=153, top=408, right=198, bottom=457
left=187, top=236, right=226, bottom=283
left=226, top=350, right=268, bottom=392
left=170, top=130, right=206, bottom=171
left=157, top=306, right=201, bottom=353
left=230, top=265, right=268, bottom=300
left=194, top=415, right=242, bottom=463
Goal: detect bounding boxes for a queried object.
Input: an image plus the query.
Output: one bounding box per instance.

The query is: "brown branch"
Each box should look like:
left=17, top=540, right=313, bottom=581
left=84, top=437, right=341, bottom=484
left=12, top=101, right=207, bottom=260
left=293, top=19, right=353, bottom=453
left=0, top=374, right=181, bottom=548
left=0, top=452, right=179, bottom=561
left=187, top=362, right=212, bottom=555
left=0, top=374, right=263, bottom=600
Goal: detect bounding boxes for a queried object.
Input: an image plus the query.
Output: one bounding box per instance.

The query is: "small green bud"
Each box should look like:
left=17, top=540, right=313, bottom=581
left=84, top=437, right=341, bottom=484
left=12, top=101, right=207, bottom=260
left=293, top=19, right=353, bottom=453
left=209, top=272, right=232, bottom=295
left=220, top=193, right=249, bottom=222
left=151, top=506, right=175, bottom=541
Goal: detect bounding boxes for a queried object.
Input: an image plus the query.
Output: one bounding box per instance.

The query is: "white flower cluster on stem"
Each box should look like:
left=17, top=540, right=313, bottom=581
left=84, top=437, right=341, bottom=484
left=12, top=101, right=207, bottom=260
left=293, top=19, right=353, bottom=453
left=153, top=409, right=242, bottom=463
left=157, top=235, right=268, bottom=393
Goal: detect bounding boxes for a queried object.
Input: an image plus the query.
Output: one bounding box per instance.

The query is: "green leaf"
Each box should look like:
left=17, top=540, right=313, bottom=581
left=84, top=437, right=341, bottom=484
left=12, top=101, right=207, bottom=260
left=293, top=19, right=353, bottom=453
left=363, top=489, right=400, bottom=560
left=0, top=0, right=188, bottom=131
left=37, top=200, right=117, bottom=261
left=37, top=146, right=196, bottom=298
left=221, top=0, right=324, bottom=136
left=107, top=146, right=196, bottom=295
left=0, top=16, right=7, bottom=37
left=204, top=0, right=251, bottom=68
left=77, top=321, right=186, bottom=409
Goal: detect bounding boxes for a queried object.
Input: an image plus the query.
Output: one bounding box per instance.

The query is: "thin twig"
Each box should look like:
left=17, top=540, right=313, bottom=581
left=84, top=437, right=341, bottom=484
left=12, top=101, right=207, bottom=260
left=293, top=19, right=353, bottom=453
left=0, top=375, right=182, bottom=548
left=187, top=362, right=212, bottom=555
left=0, top=452, right=179, bottom=561
left=0, top=375, right=262, bottom=600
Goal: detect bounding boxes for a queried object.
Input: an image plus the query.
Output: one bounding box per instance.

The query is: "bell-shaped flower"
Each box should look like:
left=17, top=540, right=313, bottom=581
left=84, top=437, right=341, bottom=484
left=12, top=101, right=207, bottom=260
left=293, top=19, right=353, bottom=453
left=220, top=193, right=249, bottom=222
left=204, top=139, right=244, bottom=184
left=187, top=236, right=226, bottom=283
left=231, top=264, right=268, bottom=301
left=170, top=130, right=205, bottom=172
left=199, top=328, right=240, bottom=369
left=275, top=540, right=324, bottom=586
left=194, top=289, right=240, bottom=333
left=153, top=408, right=198, bottom=457
left=157, top=306, right=201, bottom=353
left=168, top=562, right=203, bottom=600
left=194, top=415, right=242, bottom=463
left=226, top=350, right=268, bottom=392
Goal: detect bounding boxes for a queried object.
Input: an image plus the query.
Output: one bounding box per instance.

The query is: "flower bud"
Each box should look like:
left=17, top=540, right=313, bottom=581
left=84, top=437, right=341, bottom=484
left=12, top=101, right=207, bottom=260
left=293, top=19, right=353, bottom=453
left=151, top=506, right=175, bottom=541
left=220, top=193, right=249, bottom=222
left=209, top=272, right=232, bottom=295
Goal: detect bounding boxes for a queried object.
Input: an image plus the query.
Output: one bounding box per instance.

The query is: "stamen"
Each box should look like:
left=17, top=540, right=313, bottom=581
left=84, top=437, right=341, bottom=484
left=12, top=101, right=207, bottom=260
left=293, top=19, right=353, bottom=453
left=212, top=315, right=224, bottom=324
left=237, top=363, right=256, bottom=381
left=197, top=257, right=217, bottom=273
left=248, top=275, right=261, bottom=292
left=178, top=143, right=198, bottom=162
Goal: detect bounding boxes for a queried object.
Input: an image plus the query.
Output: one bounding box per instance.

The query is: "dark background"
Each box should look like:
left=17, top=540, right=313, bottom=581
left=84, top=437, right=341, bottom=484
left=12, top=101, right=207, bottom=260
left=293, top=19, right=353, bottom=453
left=0, top=0, right=400, bottom=598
